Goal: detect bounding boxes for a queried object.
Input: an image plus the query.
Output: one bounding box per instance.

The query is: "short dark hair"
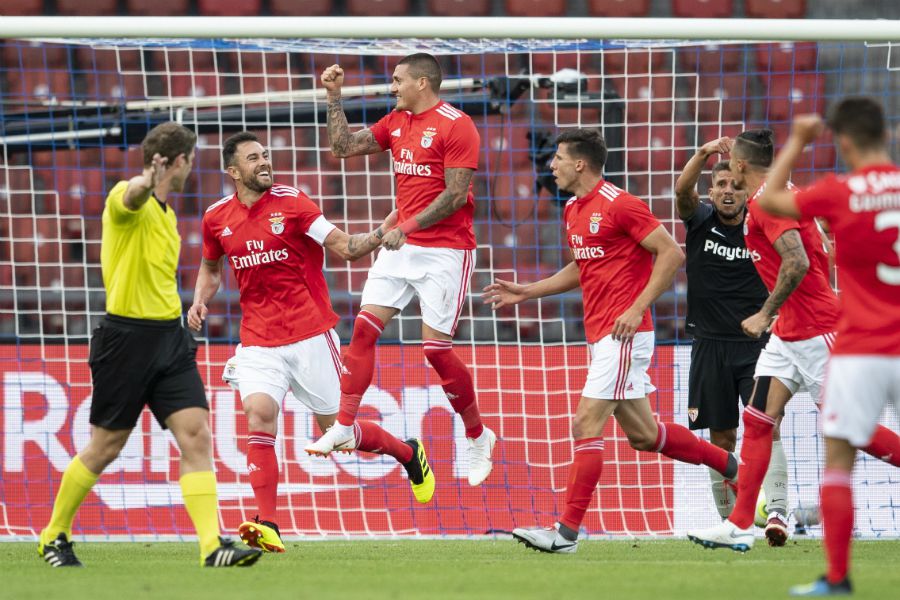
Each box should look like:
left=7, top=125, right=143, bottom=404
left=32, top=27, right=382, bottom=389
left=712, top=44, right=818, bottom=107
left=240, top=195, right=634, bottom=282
left=141, top=122, right=197, bottom=167
left=733, top=129, right=775, bottom=168
left=222, top=131, right=260, bottom=167
left=398, top=52, right=442, bottom=94
left=711, top=160, right=731, bottom=185
left=555, top=128, right=608, bottom=173
left=827, top=96, right=886, bottom=151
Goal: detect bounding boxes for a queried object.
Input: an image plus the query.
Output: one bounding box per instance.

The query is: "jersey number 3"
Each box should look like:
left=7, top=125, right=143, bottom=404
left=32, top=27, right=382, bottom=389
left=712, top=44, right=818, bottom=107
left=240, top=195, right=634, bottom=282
left=876, top=210, right=900, bottom=285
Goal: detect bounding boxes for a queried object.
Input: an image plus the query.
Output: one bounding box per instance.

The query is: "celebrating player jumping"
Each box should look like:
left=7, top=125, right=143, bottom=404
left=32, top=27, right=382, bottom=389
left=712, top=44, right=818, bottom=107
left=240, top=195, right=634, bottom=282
left=306, top=53, right=496, bottom=487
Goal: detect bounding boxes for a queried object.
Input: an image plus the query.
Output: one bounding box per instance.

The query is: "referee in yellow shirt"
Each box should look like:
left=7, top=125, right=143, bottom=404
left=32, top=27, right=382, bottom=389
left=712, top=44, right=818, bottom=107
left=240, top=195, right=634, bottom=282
left=37, top=122, right=261, bottom=568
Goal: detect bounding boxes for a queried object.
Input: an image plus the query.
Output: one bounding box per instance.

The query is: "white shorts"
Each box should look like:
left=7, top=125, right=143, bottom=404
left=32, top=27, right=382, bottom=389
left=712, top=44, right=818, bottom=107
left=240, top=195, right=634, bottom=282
left=223, top=329, right=342, bottom=415
left=822, top=356, right=900, bottom=447
left=583, top=331, right=656, bottom=400
left=360, top=244, right=475, bottom=336
left=754, top=332, right=835, bottom=399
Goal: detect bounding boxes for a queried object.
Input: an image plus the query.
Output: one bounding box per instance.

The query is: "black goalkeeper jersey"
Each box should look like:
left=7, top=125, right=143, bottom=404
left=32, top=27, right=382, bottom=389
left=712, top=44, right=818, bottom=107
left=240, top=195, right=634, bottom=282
left=683, top=202, right=769, bottom=341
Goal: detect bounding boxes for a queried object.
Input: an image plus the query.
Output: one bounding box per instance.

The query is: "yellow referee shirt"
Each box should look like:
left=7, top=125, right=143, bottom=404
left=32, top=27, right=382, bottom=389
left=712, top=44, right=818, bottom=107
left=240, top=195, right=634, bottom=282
left=100, top=180, right=183, bottom=320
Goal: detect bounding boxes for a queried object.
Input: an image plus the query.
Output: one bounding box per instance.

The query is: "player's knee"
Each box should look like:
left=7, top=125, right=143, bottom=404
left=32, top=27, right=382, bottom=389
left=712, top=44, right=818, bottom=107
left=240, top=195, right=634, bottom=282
left=710, top=430, right=737, bottom=452
left=243, top=397, right=279, bottom=434
left=626, top=432, right=656, bottom=452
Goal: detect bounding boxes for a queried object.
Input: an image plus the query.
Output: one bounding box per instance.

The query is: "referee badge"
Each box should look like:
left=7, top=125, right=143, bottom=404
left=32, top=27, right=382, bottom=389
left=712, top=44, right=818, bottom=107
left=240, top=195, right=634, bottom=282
left=269, top=215, right=285, bottom=235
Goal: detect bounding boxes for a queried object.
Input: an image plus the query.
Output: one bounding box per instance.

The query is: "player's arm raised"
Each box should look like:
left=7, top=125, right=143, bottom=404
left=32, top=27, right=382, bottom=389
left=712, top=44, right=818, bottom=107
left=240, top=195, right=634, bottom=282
left=187, top=256, right=224, bottom=332
left=323, top=210, right=399, bottom=262
left=760, top=115, right=825, bottom=219
left=741, top=229, right=809, bottom=338
left=674, top=137, right=732, bottom=220
left=322, top=65, right=383, bottom=158
left=381, top=167, right=474, bottom=251
left=611, top=226, right=685, bottom=342
left=482, top=261, right=581, bottom=310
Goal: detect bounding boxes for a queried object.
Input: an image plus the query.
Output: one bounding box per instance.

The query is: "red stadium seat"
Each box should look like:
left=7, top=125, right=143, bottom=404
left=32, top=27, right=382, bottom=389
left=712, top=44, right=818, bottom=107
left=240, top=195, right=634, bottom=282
left=55, top=0, right=117, bottom=15
left=197, top=0, right=261, bottom=16
left=125, top=0, right=190, bottom=16
left=50, top=168, right=107, bottom=215
left=587, top=0, right=649, bottom=16
left=346, top=0, right=410, bottom=16
left=695, top=73, right=749, bottom=123
left=745, top=0, right=805, bottom=18
left=78, top=47, right=147, bottom=101
left=1, top=0, right=44, bottom=15
left=270, top=0, right=332, bottom=15
left=481, top=116, right=535, bottom=169
left=504, top=0, right=566, bottom=17
left=763, top=73, right=824, bottom=122
left=677, top=43, right=744, bottom=73
left=603, top=48, right=668, bottom=76
left=755, top=42, right=818, bottom=75
left=1, top=41, right=68, bottom=68
left=530, top=52, right=597, bottom=75
left=489, top=170, right=539, bottom=224
left=672, top=0, right=733, bottom=18
left=156, top=49, right=224, bottom=98
left=454, top=53, right=514, bottom=77
left=625, top=124, right=689, bottom=176
left=698, top=122, right=746, bottom=147
left=426, top=0, right=491, bottom=16
left=609, top=74, right=676, bottom=124
left=4, top=68, right=73, bottom=103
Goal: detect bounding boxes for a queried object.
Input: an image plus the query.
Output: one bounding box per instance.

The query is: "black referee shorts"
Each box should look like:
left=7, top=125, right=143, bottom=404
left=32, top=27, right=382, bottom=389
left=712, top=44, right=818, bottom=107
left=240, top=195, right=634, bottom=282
left=88, top=314, right=208, bottom=430
left=687, top=336, right=767, bottom=432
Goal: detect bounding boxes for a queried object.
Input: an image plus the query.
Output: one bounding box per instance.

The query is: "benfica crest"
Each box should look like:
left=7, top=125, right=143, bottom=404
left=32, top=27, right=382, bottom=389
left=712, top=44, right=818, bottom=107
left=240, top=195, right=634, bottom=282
left=269, top=215, right=285, bottom=235
left=420, top=128, right=437, bottom=148
left=589, top=213, right=602, bottom=234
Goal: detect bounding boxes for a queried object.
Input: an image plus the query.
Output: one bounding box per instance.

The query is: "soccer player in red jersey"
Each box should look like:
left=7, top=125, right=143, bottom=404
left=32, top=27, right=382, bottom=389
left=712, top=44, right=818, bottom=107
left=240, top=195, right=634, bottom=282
left=687, top=127, right=900, bottom=557
left=188, top=132, right=435, bottom=553
left=482, top=128, right=738, bottom=553
left=305, top=53, right=496, bottom=487
left=758, top=98, right=900, bottom=597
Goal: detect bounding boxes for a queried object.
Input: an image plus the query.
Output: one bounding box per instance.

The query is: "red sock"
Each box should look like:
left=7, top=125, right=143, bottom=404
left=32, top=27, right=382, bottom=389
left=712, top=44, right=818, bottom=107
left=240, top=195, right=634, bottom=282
left=821, top=469, right=854, bottom=584
left=861, top=425, right=900, bottom=467
left=354, top=421, right=414, bottom=464
left=247, top=431, right=278, bottom=523
left=729, top=407, right=776, bottom=529
left=560, top=437, right=605, bottom=531
left=653, top=421, right=730, bottom=474
left=338, top=311, right=384, bottom=426
left=423, top=339, right=483, bottom=439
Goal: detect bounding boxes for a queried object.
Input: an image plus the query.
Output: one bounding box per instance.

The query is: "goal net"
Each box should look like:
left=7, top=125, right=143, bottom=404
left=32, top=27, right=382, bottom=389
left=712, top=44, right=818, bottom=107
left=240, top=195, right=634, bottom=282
left=1, top=28, right=898, bottom=540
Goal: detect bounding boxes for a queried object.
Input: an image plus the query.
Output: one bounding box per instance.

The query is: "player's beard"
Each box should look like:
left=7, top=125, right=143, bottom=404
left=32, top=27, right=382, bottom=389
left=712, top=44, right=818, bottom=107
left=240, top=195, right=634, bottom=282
left=244, top=171, right=273, bottom=193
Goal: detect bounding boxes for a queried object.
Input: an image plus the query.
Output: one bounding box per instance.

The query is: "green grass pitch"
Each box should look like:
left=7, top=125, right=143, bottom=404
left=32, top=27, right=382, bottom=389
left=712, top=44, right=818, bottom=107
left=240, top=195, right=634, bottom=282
left=4, top=538, right=899, bottom=600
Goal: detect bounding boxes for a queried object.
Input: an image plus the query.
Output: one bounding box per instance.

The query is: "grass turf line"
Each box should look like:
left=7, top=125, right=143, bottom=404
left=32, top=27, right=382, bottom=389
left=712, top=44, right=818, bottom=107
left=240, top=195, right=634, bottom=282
left=4, top=539, right=899, bottom=600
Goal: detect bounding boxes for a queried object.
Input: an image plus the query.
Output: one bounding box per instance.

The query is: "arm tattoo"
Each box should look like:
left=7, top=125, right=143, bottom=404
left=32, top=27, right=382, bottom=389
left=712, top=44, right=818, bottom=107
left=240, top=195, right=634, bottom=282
left=410, top=168, right=473, bottom=231
left=326, top=97, right=380, bottom=158
left=762, top=229, right=810, bottom=316
left=345, top=229, right=382, bottom=260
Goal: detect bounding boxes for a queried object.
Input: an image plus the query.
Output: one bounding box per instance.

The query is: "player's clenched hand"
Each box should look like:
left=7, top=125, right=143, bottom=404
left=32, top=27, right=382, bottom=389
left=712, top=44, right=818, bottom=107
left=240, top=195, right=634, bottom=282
left=482, top=278, right=528, bottom=310
left=611, top=306, right=643, bottom=342
left=381, top=228, right=406, bottom=251
left=321, top=64, right=344, bottom=96
left=791, top=114, right=825, bottom=145
left=741, top=310, right=774, bottom=338
left=699, top=136, right=733, bottom=158
left=187, top=302, right=207, bottom=332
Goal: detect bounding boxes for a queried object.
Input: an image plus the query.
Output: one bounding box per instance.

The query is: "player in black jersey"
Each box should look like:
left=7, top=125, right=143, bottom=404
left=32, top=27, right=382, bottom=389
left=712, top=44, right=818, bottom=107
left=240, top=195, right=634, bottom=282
left=675, top=137, right=788, bottom=528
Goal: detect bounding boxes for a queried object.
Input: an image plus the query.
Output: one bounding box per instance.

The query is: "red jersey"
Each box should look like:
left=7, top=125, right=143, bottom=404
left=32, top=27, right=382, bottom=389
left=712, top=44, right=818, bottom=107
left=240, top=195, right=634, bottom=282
left=564, top=180, right=659, bottom=343
left=794, top=164, right=900, bottom=355
left=370, top=100, right=479, bottom=249
left=201, top=184, right=339, bottom=347
left=745, top=183, right=840, bottom=341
